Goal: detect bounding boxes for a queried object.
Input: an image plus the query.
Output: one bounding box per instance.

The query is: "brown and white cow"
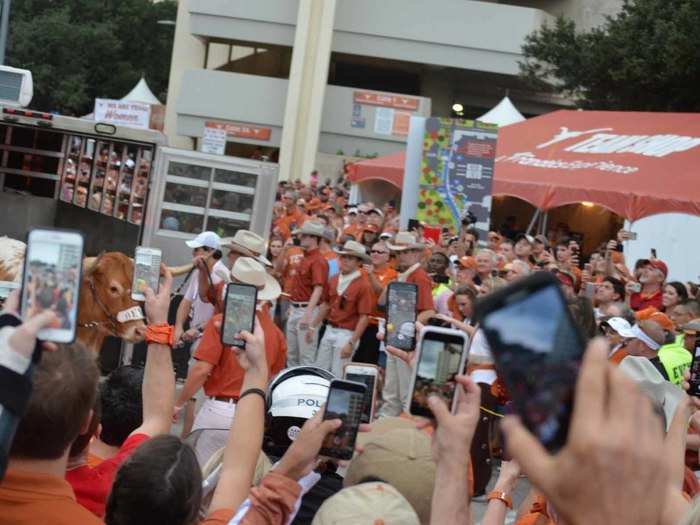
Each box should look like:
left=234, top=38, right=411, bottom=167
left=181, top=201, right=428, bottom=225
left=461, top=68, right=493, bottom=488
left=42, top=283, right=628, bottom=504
left=0, top=237, right=191, bottom=354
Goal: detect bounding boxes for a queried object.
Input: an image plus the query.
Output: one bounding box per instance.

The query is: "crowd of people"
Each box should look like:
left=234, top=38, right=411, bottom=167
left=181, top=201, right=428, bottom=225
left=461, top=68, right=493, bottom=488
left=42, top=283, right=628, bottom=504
left=2, top=174, right=700, bottom=524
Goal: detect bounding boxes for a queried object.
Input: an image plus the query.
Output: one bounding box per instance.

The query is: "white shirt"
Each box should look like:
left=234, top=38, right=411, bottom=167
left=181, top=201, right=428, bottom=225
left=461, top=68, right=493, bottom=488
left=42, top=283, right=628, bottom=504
left=185, top=260, right=228, bottom=329
left=468, top=328, right=497, bottom=385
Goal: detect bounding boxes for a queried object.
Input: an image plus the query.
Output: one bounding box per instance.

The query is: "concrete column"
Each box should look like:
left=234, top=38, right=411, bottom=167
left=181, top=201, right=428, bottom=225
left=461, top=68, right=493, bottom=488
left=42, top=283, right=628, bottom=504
left=278, top=0, right=337, bottom=182
left=163, top=0, right=206, bottom=150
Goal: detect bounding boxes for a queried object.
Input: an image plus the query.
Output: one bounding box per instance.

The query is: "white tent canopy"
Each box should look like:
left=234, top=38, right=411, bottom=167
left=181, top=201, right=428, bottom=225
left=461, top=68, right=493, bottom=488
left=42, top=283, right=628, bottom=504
left=122, top=77, right=162, bottom=106
left=477, top=96, right=525, bottom=127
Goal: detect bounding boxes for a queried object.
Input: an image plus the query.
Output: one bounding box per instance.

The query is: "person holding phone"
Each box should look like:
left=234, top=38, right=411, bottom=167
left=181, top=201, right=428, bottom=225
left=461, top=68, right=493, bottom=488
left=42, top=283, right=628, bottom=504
left=286, top=221, right=329, bottom=367
left=313, top=241, right=374, bottom=376
left=379, top=231, right=436, bottom=417
left=174, top=258, right=287, bottom=455
left=628, top=258, right=667, bottom=311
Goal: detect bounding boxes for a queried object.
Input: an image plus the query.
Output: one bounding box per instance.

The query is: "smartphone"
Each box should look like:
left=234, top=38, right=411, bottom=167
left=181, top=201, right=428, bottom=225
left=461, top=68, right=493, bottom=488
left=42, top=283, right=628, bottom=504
left=630, top=282, right=642, bottom=293
left=0, top=281, right=19, bottom=299
left=386, top=282, right=418, bottom=350
left=320, top=379, right=367, bottom=460
left=407, top=218, right=421, bottom=232
left=408, top=326, right=469, bottom=419
left=620, top=230, right=638, bottom=241
left=21, top=228, right=84, bottom=343
left=584, top=282, right=596, bottom=299
left=131, top=246, right=162, bottom=301
left=474, top=272, right=586, bottom=452
left=651, top=248, right=657, bottom=259
left=221, top=283, right=258, bottom=348
left=688, top=341, right=700, bottom=396
left=343, top=364, right=379, bottom=424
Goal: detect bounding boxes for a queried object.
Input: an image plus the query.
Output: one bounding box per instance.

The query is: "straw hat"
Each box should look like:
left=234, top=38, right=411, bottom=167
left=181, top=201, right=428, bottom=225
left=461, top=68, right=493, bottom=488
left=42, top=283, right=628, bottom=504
left=230, top=257, right=281, bottom=302
left=294, top=220, right=326, bottom=238
left=334, top=240, right=370, bottom=262
left=222, top=230, right=272, bottom=267
left=386, top=231, right=424, bottom=251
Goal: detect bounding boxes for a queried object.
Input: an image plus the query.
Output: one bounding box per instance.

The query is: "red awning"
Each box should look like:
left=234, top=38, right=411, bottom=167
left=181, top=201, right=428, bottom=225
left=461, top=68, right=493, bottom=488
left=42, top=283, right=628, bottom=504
left=346, top=150, right=405, bottom=189
left=347, top=110, right=700, bottom=221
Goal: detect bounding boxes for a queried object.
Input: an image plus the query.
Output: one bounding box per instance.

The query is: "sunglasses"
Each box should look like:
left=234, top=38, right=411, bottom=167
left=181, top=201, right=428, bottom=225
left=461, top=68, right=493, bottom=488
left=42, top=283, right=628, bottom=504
left=370, top=250, right=388, bottom=255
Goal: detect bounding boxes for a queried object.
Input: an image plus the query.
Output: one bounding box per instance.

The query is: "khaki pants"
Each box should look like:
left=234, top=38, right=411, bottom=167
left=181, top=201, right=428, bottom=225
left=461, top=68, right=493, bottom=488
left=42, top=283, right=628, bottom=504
left=191, top=398, right=236, bottom=463
left=286, top=305, right=320, bottom=367
left=315, top=324, right=355, bottom=377
left=378, top=352, right=412, bottom=417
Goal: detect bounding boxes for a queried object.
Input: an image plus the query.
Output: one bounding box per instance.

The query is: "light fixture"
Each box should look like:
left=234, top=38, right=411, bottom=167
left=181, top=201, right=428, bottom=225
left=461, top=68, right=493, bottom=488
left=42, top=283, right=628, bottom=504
left=452, top=102, right=464, bottom=113
left=581, top=201, right=595, bottom=207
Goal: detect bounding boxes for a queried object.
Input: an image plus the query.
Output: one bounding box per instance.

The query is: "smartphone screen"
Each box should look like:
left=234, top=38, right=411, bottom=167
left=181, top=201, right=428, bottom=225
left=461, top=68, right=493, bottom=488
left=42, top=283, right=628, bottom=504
left=688, top=342, right=700, bottom=397
left=386, top=282, right=417, bottom=350
left=409, top=328, right=468, bottom=418
left=476, top=273, right=584, bottom=452
left=321, top=380, right=367, bottom=460
left=344, top=367, right=378, bottom=424
left=132, top=247, right=162, bottom=301
left=21, top=229, right=84, bottom=343
left=221, top=283, right=257, bottom=348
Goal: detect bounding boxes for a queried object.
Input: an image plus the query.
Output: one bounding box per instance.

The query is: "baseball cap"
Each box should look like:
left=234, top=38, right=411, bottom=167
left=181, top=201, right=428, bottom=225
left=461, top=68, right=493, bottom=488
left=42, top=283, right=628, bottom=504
left=640, top=258, right=669, bottom=278
left=458, top=256, right=477, bottom=270
left=534, top=234, right=548, bottom=245
left=636, top=308, right=675, bottom=332
left=344, top=428, right=435, bottom=524
left=515, top=233, right=534, bottom=244
left=348, top=207, right=358, bottom=215
left=367, top=208, right=384, bottom=218
left=185, top=231, right=221, bottom=250
left=603, top=316, right=632, bottom=335
left=312, top=482, right=420, bottom=525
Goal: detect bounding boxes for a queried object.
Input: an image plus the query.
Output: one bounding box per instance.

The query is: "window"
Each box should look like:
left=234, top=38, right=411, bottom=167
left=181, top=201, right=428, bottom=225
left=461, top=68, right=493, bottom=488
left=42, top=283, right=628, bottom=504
left=168, top=161, right=211, bottom=181
left=209, top=189, right=254, bottom=215
left=160, top=209, right=204, bottom=234
left=164, top=181, right=209, bottom=208
left=214, top=168, right=257, bottom=188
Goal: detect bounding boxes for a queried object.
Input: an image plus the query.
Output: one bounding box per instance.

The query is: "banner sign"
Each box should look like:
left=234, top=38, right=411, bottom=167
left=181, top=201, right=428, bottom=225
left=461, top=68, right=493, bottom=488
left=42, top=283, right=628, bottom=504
left=204, top=120, right=272, bottom=142
left=201, top=122, right=227, bottom=155
left=417, top=117, right=498, bottom=237
left=94, top=99, right=151, bottom=129
left=353, top=90, right=420, bottom=111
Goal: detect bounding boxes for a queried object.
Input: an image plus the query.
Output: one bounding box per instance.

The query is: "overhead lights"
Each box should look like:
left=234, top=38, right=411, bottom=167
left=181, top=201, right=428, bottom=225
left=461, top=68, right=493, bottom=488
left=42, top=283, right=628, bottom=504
left=581, top=201, right=595, bottom=207
left=452, top=102, right=464, bottom=113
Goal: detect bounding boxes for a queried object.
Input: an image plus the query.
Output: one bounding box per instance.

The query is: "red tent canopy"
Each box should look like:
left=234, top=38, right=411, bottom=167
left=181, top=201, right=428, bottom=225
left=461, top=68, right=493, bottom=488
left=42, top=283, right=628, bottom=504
left=347, top=110, right=700, bottom=221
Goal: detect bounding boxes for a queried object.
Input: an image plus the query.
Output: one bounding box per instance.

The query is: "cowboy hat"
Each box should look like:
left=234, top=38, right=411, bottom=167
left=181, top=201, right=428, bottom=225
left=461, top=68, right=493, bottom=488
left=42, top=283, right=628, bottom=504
left=386, top=231, right=424, bottom=252
left=221, top=230, right=272, bottom=267
left=230, top=257, right=281, bottom=302
left=334, top=240, right=370, bottom=262
left=293, top=220, right=326, bottom=238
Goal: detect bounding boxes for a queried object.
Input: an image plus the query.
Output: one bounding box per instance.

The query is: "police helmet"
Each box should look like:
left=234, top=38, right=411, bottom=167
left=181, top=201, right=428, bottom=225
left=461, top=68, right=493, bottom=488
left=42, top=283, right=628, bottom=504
left=264, top=366, right=335, bottom=457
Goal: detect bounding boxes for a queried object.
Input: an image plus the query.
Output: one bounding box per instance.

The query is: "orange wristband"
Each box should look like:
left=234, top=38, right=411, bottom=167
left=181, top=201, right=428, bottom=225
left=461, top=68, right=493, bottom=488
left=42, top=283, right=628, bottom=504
left=145, top=324, right=174, bottom=347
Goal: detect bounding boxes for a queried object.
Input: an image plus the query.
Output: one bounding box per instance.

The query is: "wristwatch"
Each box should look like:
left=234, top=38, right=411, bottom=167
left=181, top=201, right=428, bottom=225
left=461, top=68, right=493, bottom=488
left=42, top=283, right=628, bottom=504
left=487, top=490, right=513, bottom=509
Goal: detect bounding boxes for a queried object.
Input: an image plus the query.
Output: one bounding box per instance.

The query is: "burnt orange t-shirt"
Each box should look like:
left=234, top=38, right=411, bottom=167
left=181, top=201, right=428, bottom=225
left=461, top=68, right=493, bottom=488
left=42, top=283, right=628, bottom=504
left=281, top=246, right=305, bottom=295
left=274, top=209, right=306, bottom=237
left=290, top=248, right=328, bottom=302
left=324, top=274, right=374, bottom=330
left=367, top=266, right=398, bottom=323
left=405, top=267, right=435, bottom=313
left=0, top=469, right=102, bottom=525
left=343, top=223, right=363, bottom=241
left=195, top=310, right=287, bottom=398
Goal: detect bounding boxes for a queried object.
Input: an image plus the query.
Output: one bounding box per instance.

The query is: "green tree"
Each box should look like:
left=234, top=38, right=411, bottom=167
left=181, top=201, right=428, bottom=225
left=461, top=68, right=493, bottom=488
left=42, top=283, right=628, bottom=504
left=520, top=0, right=700, bottom=111
left=7, top=0, right=176, bottom=115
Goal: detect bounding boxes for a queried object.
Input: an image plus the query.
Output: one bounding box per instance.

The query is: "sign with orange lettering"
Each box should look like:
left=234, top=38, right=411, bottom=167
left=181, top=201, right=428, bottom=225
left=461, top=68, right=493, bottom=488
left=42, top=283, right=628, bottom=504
left=353, top=91, right=420, bottom=111
left=205, top=121, right=272, bottom=142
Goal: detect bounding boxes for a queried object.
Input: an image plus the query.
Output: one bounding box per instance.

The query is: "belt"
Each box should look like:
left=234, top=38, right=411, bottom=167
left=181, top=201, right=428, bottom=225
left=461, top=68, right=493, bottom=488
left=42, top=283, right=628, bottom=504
left=210, top=395, right=238, bottom=404
left=291, top=302, right=309, bottom=307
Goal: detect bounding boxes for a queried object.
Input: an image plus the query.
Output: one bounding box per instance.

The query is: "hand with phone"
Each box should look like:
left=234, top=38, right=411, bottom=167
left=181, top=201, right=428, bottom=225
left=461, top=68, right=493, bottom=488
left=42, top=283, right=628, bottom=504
left=232, top=317, right=267, bottom=374
left=221, top=283, right=258, bottom=349
left=1, top=289, right=59, bottom=358
left=501, top=339, right=674, bottom=525
left=386, top=282, right=418, bottom=350
left=276, top=409, right=342, bottom=481
left=320, top=379, right=367, bottom=460
left=143, top=264, right=171, bottom=326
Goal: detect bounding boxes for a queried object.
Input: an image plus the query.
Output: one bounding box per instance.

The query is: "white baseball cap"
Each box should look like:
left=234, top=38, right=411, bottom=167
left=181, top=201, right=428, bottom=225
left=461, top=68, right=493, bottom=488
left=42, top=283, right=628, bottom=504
left=185, top=231, right=221, bottom=250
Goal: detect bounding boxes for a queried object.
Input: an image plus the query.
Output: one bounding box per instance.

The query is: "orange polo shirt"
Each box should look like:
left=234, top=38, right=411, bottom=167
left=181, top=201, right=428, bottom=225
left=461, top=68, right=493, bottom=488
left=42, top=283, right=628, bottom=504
left=195, top=310, right=287, bottom=398
left=281, top=246, right=305, bottom=295
left=343, top=223, right=363, bottom=241
left=0, top=469, right=102, bottom=525
left=323, top=273, right=374, bottom=330
left=289, top=248, right=328, bottom=303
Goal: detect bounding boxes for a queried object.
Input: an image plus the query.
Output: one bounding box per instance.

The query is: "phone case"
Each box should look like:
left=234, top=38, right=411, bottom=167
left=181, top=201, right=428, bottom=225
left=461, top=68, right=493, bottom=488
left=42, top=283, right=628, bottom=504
left=221, top=283, right=258, bottom=348
left=386, top=282, right=418, bottom=350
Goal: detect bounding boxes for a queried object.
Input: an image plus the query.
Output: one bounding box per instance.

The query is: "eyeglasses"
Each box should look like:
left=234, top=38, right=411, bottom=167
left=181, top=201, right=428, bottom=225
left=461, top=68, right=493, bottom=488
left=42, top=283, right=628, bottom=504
left=370, top=250, right=388, bottom=255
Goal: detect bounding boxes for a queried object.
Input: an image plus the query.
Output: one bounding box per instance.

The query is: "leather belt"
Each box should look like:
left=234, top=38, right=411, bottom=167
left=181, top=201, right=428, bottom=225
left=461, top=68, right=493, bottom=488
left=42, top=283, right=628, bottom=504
left=291, top=302, right=309, bottom=307
left=210, top=395, right=238, bottom=404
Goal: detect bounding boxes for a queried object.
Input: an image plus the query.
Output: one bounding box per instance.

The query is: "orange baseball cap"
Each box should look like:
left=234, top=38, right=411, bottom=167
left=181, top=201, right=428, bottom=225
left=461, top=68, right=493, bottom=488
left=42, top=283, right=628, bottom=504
left=636, top=308, right=675, bottom=332
left=458, top=256, right=477, bottom=270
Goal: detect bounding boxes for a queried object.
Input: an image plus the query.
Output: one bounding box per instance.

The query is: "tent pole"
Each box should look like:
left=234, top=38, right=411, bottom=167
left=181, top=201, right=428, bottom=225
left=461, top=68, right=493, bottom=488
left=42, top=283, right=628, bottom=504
left=525, top=209, right=540, bottom=235
left=541, top=211, right=549, bottom=235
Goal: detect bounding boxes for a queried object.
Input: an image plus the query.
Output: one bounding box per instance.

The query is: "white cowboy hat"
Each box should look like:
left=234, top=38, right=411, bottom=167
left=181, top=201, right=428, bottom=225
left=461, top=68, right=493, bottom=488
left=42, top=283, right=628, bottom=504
left=230, top=257, right=281, bottom=302
left=221, top=230, right=272, bottom=267
left=386, top=231, right=424, bottom=251
left=334, top=240, right=370, bottom=262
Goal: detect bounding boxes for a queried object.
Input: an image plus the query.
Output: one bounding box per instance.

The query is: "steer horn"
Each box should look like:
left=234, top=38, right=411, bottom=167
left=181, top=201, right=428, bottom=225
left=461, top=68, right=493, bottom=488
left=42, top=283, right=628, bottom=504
left=166, top=263, right=193, bottom=276
left=83, top=256, right=98, bottom=272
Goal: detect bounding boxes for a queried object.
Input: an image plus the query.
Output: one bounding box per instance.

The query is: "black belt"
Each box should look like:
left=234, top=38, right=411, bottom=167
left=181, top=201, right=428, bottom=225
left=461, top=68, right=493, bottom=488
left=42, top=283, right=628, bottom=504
left=292, top=302, right=309, bottom=307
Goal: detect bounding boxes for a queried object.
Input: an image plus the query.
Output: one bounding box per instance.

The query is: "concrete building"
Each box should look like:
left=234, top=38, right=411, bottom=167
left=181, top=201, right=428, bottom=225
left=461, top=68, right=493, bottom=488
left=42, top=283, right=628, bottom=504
left=164, top=0, right=622, bottom=181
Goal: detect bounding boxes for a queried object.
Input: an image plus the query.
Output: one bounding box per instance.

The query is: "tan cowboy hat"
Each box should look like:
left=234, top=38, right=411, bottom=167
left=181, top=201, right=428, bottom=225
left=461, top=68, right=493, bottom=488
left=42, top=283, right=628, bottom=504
left=334, top=240, right=370, bottom=262
left=294, top=220, right=326, bottom=238
left=222, top=230, right=272, bottom=267
left=386, top=231, right=424, bottom=251
left=230, top=257, right=281, bottom=302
